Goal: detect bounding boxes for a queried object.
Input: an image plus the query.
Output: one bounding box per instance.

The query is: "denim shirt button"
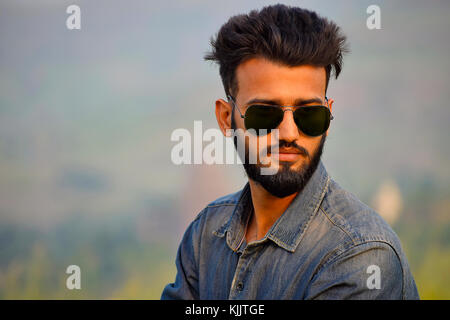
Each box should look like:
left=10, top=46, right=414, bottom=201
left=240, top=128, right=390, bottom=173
left=236, top=282, right=244, bottom=291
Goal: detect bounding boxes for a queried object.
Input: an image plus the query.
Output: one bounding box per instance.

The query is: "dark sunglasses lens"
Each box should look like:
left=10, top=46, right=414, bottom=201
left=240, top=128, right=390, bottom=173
left=244, top=105, right=284, bottom=135
left=294, top=106, right=331, bottom=136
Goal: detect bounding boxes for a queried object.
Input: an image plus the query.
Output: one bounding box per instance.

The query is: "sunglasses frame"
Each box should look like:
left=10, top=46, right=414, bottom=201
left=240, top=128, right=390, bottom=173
left=227, top=95, right=334, bottom=136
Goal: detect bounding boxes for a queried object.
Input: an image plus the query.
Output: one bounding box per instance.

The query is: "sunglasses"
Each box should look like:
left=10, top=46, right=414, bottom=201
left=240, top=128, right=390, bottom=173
left=227, top=95, right=334, bottom=137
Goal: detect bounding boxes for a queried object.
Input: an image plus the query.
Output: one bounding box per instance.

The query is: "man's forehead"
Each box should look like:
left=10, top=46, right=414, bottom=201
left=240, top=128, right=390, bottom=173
left=234, top=57, right=327, bottom=102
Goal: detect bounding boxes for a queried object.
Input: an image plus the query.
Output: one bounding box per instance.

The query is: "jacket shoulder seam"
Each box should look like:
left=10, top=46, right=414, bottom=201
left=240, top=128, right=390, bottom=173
left=206, top=203, right=237, bottom=208
left=314, top=240, right=405, bottom=298
left=319, top=206, right=357, bottom=245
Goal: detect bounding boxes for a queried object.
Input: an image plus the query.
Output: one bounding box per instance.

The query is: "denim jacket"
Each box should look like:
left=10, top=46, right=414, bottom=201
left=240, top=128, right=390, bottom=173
left=161, top=161, right=419, bottom=299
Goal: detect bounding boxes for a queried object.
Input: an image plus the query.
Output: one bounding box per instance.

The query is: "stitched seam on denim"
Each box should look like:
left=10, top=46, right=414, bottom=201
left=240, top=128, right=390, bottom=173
left=319, top=206, right=356, bottom=245
left=362, top=240, right=406, bottom=299
left=184, top=209, right=206, bottom=298
left=313, top=242, right=353, bottom=277
left=207, top=204, right=237, bottom=238
left=321, top=240, right=398, bottom=270
left=207, top=203, right=237, bottom=208
left=196, top=213, right=203, bottom=298
left=192, top=207, right=208, bottom=223
left=313, top=240, right=405, bottom=298
left=300, top=175, right=330, bottom=244
left=377, top=241, right=406, bottom=299
left=290, top=175, right=331, bottom=252
left=229, top=246, right=260, bottom=298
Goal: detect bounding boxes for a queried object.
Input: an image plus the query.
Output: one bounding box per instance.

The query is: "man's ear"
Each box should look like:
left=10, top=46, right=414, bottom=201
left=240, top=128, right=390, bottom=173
left=215, top=98, right=233, bottom=137
left=326, top=98, right=334, bottom=137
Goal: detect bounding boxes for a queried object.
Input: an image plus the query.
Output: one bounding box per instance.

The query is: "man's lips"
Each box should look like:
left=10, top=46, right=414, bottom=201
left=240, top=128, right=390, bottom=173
left=268, top=148, right=304, bottom=162
left=277, top=148, right=302, bottom=154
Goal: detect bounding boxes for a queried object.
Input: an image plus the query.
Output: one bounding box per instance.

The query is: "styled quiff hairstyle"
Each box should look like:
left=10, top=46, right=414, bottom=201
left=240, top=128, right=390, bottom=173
left=204, top=4, right=349, bottom=98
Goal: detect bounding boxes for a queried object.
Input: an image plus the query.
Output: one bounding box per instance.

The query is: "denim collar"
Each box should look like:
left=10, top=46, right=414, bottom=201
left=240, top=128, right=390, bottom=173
left=214, top=160, right=330, bottom=253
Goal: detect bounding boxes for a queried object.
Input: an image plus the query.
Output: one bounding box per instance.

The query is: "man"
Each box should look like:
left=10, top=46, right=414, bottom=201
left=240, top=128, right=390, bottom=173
left=161, top=4, right=419, bottom=299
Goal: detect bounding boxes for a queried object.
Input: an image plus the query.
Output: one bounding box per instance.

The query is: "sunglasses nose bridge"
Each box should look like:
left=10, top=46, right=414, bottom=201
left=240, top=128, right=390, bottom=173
left=276, top=107, right=300, bottom=137
left=280, top=107, right=296, bottom=122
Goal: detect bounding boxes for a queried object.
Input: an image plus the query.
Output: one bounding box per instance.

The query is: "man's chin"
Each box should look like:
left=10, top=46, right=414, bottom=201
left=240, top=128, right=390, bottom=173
left=278, top=159, right=305, bottom=170
left=243, top=161, right=311, bottom=198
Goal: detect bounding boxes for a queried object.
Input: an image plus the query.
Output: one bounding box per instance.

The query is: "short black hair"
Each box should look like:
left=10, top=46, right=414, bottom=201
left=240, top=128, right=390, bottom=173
left=204, top=4, right=349, bottom=97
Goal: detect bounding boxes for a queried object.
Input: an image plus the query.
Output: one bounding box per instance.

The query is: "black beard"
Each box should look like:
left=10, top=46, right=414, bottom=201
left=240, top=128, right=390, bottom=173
left=231, top=113, right=326, bottom=198
left=242, top=134, right=326, bottom=198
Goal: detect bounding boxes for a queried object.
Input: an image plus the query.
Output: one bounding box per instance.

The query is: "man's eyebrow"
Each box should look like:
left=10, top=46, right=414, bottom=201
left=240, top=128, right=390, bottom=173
left=245, top=97, right=324, bottom=106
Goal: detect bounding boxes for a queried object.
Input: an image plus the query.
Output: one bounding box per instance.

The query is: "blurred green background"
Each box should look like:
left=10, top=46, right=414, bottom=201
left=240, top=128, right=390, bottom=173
left=0, top=0, right=449, bottom=299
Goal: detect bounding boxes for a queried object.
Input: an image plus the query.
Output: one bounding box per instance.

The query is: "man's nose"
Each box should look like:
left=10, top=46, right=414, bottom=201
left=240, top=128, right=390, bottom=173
left=277, top=108, right=299, bottom=141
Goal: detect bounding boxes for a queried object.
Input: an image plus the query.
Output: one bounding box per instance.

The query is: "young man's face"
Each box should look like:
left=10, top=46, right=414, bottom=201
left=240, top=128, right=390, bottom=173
left=217, top=57, right=333, bottom=197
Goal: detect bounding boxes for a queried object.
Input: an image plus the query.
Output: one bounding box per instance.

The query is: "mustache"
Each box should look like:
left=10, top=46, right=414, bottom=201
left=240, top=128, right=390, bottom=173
left=264, top=140, right=309, bottom=158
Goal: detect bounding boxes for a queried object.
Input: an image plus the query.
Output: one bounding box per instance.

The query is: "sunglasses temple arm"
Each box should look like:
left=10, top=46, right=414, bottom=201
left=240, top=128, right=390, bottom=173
left=227, top=95, right=245, bottom=119
left=325, top=96, right=334, bottom=120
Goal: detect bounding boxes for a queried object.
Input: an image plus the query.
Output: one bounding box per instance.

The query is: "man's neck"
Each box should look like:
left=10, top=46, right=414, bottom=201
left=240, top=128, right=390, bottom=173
left=245, top=179, right=298, bottom=243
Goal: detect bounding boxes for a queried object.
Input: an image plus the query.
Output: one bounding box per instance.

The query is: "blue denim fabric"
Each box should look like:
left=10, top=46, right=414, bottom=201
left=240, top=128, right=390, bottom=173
left=161, top=161, right=419, bottom=300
